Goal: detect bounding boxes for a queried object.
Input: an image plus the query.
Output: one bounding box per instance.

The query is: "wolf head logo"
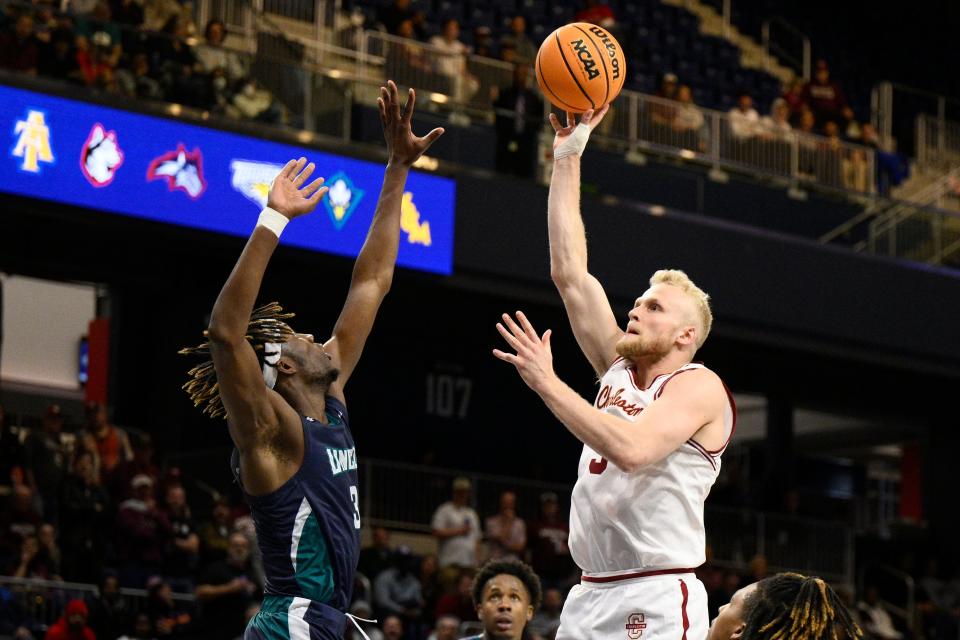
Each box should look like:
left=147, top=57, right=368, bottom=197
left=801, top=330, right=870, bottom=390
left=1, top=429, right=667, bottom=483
left=81, top=123, right=123, bottom=187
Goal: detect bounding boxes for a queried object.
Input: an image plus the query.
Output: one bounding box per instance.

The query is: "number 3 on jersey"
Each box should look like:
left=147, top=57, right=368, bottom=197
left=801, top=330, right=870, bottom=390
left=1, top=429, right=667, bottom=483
left=350, top=485, right=360, bottom=529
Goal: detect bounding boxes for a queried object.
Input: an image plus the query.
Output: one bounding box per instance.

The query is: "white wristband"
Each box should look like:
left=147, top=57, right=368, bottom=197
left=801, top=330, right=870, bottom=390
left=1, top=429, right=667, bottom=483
left=257, top=207, right=289, bottom=237
left=553, top=123, right=592, bottom=160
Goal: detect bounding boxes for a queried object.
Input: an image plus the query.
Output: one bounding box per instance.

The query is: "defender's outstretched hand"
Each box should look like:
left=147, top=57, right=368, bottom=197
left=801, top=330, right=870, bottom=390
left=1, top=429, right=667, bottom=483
left=549, top=105, right=610, bottom=152
left=267, top=157, right=328, bottom=219
left=379, top=80, right=444, bottom=167
left=493, top=311, right=557, bottom=394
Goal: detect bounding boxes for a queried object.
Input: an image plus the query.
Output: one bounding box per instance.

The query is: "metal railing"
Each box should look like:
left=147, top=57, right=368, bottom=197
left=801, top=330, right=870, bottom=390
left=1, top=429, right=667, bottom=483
left=761, top=18, right=811, bottom=80
left=359, top=459, right=854, bottom=584
left=916, top=114, right=960, bottom=169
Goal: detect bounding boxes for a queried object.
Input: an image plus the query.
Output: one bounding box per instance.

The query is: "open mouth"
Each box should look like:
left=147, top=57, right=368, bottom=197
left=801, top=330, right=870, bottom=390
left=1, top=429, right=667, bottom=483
left=495, top=616, right=513, bottom=631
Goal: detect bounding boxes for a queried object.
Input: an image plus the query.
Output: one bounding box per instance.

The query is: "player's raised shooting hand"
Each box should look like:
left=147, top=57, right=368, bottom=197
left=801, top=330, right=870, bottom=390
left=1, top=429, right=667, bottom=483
left=493, top=311, right=557, bottom=394
left=379, top=80, right=444, bottom=167
left=549, top=105, right=610, bottom=151
left=267, top=157, right=329, bottom=220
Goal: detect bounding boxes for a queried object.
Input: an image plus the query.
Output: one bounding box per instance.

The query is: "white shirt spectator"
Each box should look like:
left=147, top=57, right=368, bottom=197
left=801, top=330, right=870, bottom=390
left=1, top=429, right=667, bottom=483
left=485, top=513, right=526, bottom=562
left=857, top=599, right=902, bottom=640
left=729, top=106, right=761, bottom=140
left=431, top=502, right=481, bottom=568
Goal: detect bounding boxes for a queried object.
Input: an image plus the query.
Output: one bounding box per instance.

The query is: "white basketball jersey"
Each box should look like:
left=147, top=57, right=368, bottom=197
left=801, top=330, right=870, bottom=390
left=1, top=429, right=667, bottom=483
left=569, top=358, right=736, bottom=575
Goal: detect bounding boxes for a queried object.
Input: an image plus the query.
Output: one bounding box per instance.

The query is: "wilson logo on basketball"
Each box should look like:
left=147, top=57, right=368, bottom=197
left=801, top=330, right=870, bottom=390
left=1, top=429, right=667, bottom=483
left=569, top=38, right=601, bottom=80
left=588, top=25, right=621, bottom=81
left=626, top=613, right=647, bottom=639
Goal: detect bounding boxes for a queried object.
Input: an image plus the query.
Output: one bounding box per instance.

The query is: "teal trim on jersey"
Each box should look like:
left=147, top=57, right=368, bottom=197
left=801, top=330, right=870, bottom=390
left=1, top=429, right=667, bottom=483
left=247, top=595, right=294, bottom=640
left=295, top=511, right=335, bottom=603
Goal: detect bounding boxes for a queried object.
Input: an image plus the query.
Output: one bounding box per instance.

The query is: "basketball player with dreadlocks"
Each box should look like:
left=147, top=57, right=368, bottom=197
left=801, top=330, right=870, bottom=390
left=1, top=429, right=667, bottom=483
left=708, top=572, right=862, bottom=640
left=493, top=106, right=736, bottom=639
left=180, top=81, right=442, bottom=640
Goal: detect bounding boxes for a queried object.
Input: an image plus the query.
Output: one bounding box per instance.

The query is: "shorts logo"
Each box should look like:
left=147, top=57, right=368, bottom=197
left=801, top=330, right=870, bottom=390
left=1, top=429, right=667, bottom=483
left=323, top=171, right=365, bottom=229
left=626, top=613, right=647, bottom=639
left=230, top=159, right=285, bottom=208
left=81, top=123, right=123, bottom=187
left=12, top=109, right=55, bottom=173
left=147, top=144, right=206, bottom=199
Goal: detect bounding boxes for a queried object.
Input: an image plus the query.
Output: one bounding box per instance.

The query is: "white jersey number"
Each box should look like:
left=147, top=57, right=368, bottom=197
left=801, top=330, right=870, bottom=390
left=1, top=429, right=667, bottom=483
left=350, top=485, right=361, bottom=529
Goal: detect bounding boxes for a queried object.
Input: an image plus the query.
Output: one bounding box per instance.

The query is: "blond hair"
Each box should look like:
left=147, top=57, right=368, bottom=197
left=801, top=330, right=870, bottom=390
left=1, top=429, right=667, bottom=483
left=649, top=269, right=713, bottom=349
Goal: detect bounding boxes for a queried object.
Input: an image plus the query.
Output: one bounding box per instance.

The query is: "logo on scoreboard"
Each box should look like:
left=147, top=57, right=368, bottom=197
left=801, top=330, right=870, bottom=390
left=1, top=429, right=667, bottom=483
left=230, top=159, right=285, bottom=208
left=80, top=123, right=124, bottom=187
left=146, top=144, right=206, bottom=199
left=12, top=109, right=55, bottom=173
left=322, top=171, right=365, bottom=230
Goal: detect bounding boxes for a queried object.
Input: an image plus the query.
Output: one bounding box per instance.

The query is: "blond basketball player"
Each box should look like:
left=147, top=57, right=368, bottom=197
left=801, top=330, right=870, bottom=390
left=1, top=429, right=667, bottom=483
left=492, top=107, right=736, bottom=640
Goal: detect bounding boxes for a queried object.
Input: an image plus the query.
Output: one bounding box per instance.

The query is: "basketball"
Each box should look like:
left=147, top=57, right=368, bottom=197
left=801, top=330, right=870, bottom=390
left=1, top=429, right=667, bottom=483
left=535, top=22, right=626, bottom=113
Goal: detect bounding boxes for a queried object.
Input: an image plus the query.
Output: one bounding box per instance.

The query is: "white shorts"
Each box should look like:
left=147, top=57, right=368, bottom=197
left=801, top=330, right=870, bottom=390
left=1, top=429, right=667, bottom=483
left=555, top=572, right=708, bottom=640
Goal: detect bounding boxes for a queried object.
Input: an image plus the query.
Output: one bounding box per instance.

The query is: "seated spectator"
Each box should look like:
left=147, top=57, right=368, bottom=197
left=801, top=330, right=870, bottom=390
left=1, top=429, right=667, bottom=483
left=116, top=474, right=171, bottom=587
left=228, top=78, right=282, bottom=124
left=802, top=59, right=848, bottom=129
left=760, top=97, right=793, bottom=139
left=87, top=572, right=132, bottom=640
left=781, top=77, right=807, bottom=126
left=36, top=523, right=61, bottom=578
left=195, top=532, right=261, bottom=640
left=528, top=492, right=575, bottom=592
left=198, top=495, right=234, bottom=564
left=728, top=92, right=760, bottom=141
left=196, top=19, right=246, bottom=82
left=0, top=13, right=40, bottom=74
left=672, top=84, right=707, bottom=151
left=857, top=584, right=903, bottom=640
left=117, top=612, right=156, bottom=640
left=146, top=575, right=195, bottom=637
left=376, top=0, right=413, bottom=36
left=575, top=0, right=618, bottom=29
left=81, top=402, right=133, bottom=486
left=381, top=615, right=403, bottom=640
left=428, top=615, right=460, bottom=640
left=75, top=2, right=121, bottom=68
left=650, top=72, right=679, bottom=126
left=435, top=571, right=477, bottom=622
left=373, top=547, right=425, bottom=629
left=154, top=15, right=209, bottom=109
left=358, top=526, right=394, bottom=582
left=162, top=484, right=200, bottom=593
left=472, top=25, right=495, bottom=58
left=12, top=532, right=58, bottom=579
left=429, top=19, right=479, bottom=102
left=485, top=490, right=526, bottom=562
left=499, top=15, right=536, bottom=65
left=528, top=587, right=563, bottom=640
left=76, top=30, right=120, bottom=91
left=44, top=599, right=96, bottom=640
left=385, top=18, right=433, bottom=89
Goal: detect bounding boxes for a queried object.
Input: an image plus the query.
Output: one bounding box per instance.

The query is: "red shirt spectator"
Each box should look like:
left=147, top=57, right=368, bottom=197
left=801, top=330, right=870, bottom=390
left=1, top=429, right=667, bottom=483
left=781, top=78, right=807, bottom=125
left=802, top=60, right=848, bottom=127
left=575, top=0, right=617, bottom=28
left=45, top=599, right=97, bottom=640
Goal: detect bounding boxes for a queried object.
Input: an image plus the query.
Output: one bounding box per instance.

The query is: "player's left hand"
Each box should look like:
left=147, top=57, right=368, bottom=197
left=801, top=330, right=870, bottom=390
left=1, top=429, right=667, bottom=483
left=379, top=80, right=445, bottom=167
left=493, top=311, right=556, bottom=394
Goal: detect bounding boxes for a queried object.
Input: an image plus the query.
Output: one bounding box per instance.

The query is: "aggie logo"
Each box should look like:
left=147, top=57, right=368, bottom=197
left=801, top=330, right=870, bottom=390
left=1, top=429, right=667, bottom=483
left=626, top=613, right=647, bottom=639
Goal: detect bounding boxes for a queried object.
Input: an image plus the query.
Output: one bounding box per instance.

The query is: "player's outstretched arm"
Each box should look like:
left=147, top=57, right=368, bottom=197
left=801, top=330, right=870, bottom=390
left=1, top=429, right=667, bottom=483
left=325, top=81, right=443, bottom=396
left=493, top=311, right=727, bottom=472
left=548, top=107, right=624, bottom=376
left=208, top=158, right=327, bottom=456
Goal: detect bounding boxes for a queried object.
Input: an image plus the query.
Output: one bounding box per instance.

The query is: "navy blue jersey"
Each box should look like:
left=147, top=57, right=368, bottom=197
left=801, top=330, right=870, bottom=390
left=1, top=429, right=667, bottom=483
left=231, top=397, right=361, bottom=639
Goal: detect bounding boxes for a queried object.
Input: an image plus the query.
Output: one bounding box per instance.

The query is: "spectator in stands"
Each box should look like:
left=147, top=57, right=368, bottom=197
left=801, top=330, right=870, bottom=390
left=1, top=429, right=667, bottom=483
left=428, top=615, right=459, bottom=640
left=728, top=92, right=760, bottom=141
left=373, top=546, right=425, bottom=628
left=23, top=404, right=68, bottom=525
left=112, top=432, right=159, bottom=500
left=429, top=18, right=479, bottom=102
left=87, top=572, right=131, bottom=640
left=0, top=582, right=34, bottom=639
left=802, top=60, right=849, bottom=129
left=81, top=402, right=133, bottom=486
left=528, top=492, right=574, bottom=591
left=44, top=599, right=96, bottom=640
left=11, top=532, right=57, bottom=579
left=431, top=477, right=482, bottom=579
left=76, top=29, right=120, bottom=92
left=75, top=2, right=121, bottom=68
left=229, top=78, right=282, bottom=123
left=485, top=490, right=526, bottom=562
left=387, top=18, right=433, bottom=89
left=196, top=532, right=261, bottom=640
left=146, top=575, right=195, bottom=637
left=0, top=403, right=23, bottom=487
left=143, top=0, right=191, bottom=34
left=36, top=523, right=61, bottom=577
left=743, top=553, right=769, bottom=585
left=0, top=12, right=40, bottom=74
left=494, top=64, right=544, bottom=179
left=116, top=474, right=171, bottom=587
left=528, top=587, right=563, bottom=640
left=651, top=72, right=679, bottom=124
left=117, top=613, right=155, bottom=640
left=376, top=0, right=413, bottom=36
left=781, top=78, right=807, bottom=126
left=499, top=15, right=536, bottom=65
left=760, top=97, right=793, bottom=139
left=575, top=0, right=618, bottom=30
left=435, top=570, right=478, bottom=622
left=466, top=560, right=542, bottom=640
left=198, top=495, right=234, bottom=564
left=672, top=84, right=708, bottom=151
left=472, top=25, right=495, bottom=58
left=155, top=15, right=208, bottom=108
left=0, top=484, right=42, bottom=565
left=358, top=526, right=394, bottom=582
left=196, top=19, right=246, bottom=83
left=116, top=52, right=163, bottom=100
left=37, top=25, right=81, bottom=82
left=162, top=484, right=200, bottom=593
left=419, top=554, right=442, bottom=629
left=918, top=557, right=960, bottom=640
left=381, top=615, right=404, bottom=640
left=857, top=584, right=903, bottom=640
